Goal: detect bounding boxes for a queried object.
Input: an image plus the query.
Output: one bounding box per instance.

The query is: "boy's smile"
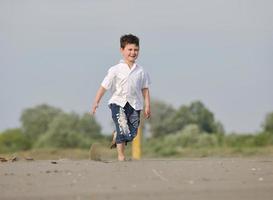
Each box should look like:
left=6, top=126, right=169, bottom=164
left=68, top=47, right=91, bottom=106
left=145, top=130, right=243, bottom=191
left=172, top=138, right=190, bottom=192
left=120, top=44, right=139, bottom=67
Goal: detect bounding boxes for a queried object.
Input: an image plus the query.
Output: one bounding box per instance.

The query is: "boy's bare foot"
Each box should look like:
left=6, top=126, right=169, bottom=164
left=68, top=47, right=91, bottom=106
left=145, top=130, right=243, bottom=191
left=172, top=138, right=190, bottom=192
left=118, top=156, right=126, bottom=161
left=110, top=131, right=117, bottom=149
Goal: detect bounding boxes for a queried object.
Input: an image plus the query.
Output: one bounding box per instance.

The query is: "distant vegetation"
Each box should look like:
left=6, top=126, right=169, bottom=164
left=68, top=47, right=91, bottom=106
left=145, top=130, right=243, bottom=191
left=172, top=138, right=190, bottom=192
left=143, top=100, right=273, bottom=157
left=0, top=104, right=105, bottom=153
left=1, top=101, right=273, bottom=158
left=148, top=100, right=224, bottom=137
left=143, top=124, right=273, bottom=157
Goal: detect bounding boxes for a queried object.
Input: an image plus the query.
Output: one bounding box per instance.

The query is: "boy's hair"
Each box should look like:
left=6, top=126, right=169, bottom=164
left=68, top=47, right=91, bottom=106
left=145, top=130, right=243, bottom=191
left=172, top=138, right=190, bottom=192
left=120, top=34, right=139, bottom=49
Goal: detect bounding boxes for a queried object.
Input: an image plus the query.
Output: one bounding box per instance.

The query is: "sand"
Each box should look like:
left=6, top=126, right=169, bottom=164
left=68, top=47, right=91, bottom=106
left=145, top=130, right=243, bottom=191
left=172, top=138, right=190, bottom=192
left=1, top=157, right=273, bottom=200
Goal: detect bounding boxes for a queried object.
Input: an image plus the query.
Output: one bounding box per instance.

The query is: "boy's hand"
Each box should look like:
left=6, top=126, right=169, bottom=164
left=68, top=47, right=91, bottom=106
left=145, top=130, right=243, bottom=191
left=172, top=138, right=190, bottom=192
left=144, top=106, right=151, bottom=119
left=91, top=86, right=106, bottom=115
left=142, top=88, right=151, bottom=119
left=91, top=102, right=99, bottom=115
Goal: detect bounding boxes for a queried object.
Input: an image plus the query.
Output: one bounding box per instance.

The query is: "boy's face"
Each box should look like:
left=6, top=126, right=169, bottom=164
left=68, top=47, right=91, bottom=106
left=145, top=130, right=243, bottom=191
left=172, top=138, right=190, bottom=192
left=120, top=43, right=139, bottom=64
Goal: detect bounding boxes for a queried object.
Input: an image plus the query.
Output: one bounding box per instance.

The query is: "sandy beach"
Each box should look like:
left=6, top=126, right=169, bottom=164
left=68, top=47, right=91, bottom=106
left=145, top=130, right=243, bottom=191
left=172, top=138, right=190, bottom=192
left=1, top=157, right=273, bottom=200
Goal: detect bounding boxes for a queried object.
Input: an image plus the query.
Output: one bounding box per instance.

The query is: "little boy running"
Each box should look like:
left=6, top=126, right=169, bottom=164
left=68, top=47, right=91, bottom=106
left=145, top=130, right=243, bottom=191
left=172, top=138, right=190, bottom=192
left=91, top=34, right=151, bottom=161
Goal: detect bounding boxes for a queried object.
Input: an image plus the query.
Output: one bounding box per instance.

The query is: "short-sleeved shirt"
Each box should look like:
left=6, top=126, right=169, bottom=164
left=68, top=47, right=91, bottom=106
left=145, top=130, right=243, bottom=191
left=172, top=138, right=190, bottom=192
left=101, top=60, right=151, bottom=110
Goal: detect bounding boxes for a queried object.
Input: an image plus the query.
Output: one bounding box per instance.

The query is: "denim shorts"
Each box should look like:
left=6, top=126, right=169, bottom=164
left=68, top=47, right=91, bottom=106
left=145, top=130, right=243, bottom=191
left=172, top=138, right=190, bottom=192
left=109, top=102, right=141, bottom=144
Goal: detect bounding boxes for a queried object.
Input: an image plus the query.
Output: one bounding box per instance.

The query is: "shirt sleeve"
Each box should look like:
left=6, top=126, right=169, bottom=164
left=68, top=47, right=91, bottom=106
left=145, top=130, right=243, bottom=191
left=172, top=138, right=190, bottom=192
left=101, top=67, right=115, bottom=90
left=142, top=71, right=151, bottom=89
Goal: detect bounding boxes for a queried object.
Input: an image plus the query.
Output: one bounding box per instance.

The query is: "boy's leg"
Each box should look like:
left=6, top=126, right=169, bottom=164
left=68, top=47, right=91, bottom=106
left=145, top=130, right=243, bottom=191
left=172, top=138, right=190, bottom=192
left=116, top=143, right=126, bottom=161
left=124, top=103, right=141, bottom=143
left=109, top=103, right=140, bottom=160
left=109, top=104, right=129, bottom=160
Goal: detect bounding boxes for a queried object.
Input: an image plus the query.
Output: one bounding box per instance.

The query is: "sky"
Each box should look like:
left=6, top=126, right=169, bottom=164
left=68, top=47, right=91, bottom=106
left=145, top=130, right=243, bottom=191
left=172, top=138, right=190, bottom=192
left=0, top=0, right=272, bottom=134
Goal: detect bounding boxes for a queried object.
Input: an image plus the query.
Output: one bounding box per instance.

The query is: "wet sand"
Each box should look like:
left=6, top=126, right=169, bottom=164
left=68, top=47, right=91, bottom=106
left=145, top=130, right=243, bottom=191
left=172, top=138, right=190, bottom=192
left=1, top=157, right=273, bottom=200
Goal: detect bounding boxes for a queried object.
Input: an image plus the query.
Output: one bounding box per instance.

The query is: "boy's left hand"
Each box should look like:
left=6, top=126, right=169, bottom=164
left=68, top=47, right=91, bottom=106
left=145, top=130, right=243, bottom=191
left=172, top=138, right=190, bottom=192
left=144, top=106, right=151, bottom=119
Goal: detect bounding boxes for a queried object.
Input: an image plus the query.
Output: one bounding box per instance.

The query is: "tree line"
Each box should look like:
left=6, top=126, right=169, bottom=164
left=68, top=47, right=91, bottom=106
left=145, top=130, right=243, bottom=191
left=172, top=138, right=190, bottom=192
left=0, top=104, right=103, bottom=153
left=148, top=100, right=224, bottom=137
left=0, top=100, right=273, bottom=154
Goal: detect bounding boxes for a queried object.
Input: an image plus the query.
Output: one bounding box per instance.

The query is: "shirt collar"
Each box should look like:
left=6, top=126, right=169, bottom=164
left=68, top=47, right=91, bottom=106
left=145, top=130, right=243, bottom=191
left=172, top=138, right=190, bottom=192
left=119, top=59, right=138, bottom=71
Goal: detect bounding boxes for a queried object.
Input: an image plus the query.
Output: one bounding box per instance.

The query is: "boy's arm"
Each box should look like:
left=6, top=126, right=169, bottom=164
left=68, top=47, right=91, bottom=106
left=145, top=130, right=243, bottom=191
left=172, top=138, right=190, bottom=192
left=91, top=86, right=106, bottom=115
left=142, top=88, right=151, bottom=119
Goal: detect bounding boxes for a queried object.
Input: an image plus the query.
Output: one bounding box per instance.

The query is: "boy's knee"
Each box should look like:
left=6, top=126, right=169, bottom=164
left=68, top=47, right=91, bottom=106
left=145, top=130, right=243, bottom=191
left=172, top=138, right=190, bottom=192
left=127, top=131, right=138, bottom=142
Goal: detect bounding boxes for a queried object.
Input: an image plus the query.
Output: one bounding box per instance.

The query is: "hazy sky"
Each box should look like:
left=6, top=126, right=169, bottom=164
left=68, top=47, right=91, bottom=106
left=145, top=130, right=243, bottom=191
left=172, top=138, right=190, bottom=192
left=0, top=0, right=272, bottom=134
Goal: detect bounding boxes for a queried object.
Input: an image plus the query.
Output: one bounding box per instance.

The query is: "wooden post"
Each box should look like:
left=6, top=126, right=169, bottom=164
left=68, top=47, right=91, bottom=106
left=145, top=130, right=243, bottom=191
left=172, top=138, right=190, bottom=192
left=132, top=121, right=142, bottom=160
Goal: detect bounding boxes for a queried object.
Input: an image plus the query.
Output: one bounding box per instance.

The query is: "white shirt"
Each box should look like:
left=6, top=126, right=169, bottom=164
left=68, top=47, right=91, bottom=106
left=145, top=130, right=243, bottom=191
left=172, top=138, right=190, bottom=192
left=101, top=60, right=151, bottom=110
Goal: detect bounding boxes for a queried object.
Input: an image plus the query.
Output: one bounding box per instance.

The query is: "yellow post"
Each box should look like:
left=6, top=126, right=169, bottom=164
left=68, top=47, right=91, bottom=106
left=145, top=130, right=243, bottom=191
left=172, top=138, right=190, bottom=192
left=132, top=121, right=142, bottom=160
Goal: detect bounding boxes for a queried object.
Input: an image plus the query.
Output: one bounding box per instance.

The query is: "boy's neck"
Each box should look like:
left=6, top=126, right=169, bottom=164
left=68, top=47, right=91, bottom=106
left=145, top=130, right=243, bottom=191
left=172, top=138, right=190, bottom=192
left=124, top=60, right=135, bottom=69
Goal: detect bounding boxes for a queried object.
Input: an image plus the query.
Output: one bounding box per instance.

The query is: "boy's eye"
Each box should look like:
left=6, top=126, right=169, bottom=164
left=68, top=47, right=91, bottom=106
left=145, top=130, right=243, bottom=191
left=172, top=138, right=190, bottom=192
left=127, top=48, right=138, bottom=52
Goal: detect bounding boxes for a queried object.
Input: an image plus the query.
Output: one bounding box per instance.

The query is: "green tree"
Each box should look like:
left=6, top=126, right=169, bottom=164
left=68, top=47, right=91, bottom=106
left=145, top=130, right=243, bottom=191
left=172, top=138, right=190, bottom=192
left=147, top=100, right=176, bottom=137
left=150, top=100, right=223, bottom=136
left=163, top=105, right=191, bottom=134
left=35, top=112, right=102, bottom=148
left=187, top=101, right=217, bottom=133
left=214, top=121, right=225, bottom=134
left=262, top=112, right=273, bottom=133
left=20, top=104, right=63, bottom=142
left=0, top=128, right=31, bottom=153
left=77, top=113, right=102, bottom=139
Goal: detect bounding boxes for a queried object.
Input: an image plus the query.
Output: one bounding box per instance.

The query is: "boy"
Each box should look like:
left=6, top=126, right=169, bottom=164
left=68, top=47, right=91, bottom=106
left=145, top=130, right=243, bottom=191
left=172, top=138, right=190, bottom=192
left=91, top=34, right=151, bottom=161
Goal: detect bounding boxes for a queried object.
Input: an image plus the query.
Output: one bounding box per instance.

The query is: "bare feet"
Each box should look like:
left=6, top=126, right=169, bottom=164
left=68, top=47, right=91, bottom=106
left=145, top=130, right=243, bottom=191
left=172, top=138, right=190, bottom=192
left=118, top=156, right=126, bottom=161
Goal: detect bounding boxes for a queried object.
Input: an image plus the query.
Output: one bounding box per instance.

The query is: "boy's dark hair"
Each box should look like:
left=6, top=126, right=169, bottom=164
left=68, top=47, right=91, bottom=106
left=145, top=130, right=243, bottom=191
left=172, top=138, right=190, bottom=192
left=120, top=34, right=139, bottom=49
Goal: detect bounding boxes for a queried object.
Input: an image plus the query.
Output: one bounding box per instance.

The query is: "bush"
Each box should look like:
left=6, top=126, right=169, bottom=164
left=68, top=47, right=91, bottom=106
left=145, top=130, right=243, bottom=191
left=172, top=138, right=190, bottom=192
left=223, top=132, right=273, bottom=148
left=35, top=113, right=103, bottom=149
left=144, top=124, right=220, bottom=156
left=35, top=130, right=91, bottom=149
left=0, top=128, right=31, bottom=153
left=253, top=132, right=273, bottom=146
left=224, top=134, right=254, bottom=148
left=20, top=104, right=63, bottom=142
left=166, top=124, right=218, bottom=148
left=262, top=112, right=273, bottom=133
left=196, top=134, right=218, bottom=148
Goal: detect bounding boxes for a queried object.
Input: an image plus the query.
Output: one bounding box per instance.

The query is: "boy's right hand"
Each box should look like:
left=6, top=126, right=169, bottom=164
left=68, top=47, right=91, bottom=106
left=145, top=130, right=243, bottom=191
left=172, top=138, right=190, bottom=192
left=91, top=102, right=99, bottom=115
left=91, top=86, right=106, bottom=115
